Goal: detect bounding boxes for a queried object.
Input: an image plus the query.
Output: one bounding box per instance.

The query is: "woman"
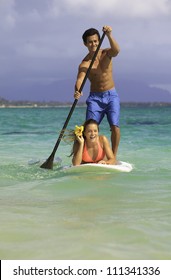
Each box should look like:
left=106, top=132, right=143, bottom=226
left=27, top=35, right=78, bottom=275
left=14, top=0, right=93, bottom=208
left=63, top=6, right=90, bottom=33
left=71, top=119, right=116, bottom=166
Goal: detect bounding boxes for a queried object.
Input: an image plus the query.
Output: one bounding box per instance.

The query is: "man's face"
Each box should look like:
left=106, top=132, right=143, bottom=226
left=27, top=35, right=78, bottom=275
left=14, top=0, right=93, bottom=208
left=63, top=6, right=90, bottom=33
left=84, top=34, right=99, bottom=52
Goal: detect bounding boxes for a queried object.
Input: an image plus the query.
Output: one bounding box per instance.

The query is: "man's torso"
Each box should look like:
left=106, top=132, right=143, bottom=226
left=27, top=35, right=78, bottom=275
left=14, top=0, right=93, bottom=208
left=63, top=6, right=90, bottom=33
left=81, top=49, right=115, bottom=92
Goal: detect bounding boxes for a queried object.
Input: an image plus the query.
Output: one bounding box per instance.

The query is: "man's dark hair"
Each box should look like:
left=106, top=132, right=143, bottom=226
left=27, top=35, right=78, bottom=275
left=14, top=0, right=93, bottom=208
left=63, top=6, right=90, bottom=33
left=82, top=28, right=100, bottom=44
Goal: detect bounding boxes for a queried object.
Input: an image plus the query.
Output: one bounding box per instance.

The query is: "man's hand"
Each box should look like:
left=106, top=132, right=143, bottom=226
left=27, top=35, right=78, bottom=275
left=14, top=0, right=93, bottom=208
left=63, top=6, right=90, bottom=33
left=74, top=91, right=83, bottom=100
left=103, top=25, right=112, bottom=35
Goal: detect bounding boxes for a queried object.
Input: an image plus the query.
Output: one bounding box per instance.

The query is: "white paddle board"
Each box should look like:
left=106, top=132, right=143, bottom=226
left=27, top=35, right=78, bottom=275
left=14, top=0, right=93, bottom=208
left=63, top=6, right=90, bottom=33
left=63, top=161, right=133, bottom=173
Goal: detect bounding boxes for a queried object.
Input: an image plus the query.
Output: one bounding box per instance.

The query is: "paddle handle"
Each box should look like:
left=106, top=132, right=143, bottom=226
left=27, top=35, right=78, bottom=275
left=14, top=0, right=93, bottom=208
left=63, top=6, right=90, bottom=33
left=40, top=32, right=105, bottom=168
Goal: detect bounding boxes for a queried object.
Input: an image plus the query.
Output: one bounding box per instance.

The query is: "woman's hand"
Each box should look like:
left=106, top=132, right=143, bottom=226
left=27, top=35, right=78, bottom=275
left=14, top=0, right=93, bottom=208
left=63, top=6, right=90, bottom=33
left=98, top=160, right=107, bottom=164
left=76, top=135, right=84, bottom=145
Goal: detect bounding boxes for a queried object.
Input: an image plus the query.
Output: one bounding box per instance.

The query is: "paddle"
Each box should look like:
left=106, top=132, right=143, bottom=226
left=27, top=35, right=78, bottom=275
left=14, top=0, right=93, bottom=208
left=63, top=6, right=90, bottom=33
left=40, top=31, right=105, bottom=169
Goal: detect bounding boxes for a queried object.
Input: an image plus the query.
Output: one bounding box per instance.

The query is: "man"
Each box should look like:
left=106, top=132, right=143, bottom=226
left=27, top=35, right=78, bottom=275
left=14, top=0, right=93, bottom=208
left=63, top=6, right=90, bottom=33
left=74, top=25, right=120, bottom=159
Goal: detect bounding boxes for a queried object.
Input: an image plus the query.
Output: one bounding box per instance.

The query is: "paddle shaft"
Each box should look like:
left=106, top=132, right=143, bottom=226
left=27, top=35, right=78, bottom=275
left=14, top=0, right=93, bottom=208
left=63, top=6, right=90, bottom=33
left=40, top=32, right=105, bottom=169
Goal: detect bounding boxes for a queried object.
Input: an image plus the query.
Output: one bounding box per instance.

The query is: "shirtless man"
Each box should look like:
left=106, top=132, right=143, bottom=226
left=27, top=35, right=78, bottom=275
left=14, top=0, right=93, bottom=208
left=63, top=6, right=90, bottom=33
left=74, top=25, right=120, bottom=158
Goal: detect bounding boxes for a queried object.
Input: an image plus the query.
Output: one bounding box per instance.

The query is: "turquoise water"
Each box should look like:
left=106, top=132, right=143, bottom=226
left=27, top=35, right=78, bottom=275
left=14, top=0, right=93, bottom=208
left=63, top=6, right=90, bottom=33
left=0, top=105, right=171, bottom=260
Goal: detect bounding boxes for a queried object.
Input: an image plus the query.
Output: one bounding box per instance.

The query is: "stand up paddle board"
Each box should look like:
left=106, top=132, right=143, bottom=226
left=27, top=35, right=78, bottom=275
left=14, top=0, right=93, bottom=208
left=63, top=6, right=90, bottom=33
left=63, top=161, right=133, bottom=173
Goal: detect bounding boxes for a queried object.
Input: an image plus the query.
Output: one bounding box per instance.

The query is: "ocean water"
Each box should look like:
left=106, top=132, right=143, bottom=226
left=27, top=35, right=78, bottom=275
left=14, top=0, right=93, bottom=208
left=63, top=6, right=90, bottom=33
left=0, top=105, right=171, bottom=260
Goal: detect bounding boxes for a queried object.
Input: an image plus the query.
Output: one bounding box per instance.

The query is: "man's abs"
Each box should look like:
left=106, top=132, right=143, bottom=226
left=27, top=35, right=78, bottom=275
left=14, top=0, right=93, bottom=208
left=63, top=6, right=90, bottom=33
left=89, top=70, right=114, bottom=92
left=90, top=79, right=115, bottom=92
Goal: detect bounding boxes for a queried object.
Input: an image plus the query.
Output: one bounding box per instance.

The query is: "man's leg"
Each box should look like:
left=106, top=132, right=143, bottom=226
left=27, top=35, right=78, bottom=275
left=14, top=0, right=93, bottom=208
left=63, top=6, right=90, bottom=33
left=111, top=125, right=120, bottom=158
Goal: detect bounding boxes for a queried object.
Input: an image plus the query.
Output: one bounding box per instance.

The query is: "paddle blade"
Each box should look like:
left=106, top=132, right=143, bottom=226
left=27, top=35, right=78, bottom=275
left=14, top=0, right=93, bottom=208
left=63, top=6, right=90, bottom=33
left=40, top=153, right=54, bottom=169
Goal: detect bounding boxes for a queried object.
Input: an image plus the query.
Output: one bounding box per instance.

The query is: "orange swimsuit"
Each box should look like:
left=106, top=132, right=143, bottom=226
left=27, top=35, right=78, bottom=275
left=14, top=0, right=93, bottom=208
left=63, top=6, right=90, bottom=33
left=82, top=141, right=105, bottom=163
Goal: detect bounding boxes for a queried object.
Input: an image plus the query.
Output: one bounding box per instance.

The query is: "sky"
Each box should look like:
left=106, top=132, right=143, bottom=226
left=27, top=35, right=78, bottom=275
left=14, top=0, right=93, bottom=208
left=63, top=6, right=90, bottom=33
left=0, top=0, right=171, bottom=103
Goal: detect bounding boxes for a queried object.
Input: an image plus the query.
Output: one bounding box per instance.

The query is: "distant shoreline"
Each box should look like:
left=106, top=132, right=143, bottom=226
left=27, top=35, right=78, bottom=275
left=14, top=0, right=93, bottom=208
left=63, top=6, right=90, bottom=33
left=0, top=102, right=171, bottom=108
left=1, top=97, right=171, bottom=108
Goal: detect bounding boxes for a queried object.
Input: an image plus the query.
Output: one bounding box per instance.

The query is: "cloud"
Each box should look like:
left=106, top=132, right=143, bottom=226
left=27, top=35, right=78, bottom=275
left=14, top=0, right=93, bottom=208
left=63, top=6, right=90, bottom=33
left=50, top=0, right=171, bottom=18
left=0, top=0, right=171, bottom=102
left=4, top=0, right=169, bottom=21
left=0, top=0, right=16, bottom=30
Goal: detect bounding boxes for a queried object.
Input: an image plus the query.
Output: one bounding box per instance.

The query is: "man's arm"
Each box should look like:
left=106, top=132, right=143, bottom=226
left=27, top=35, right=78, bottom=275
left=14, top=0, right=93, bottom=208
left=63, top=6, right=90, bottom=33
left=103, top=25, right=120, bottom=57
left=74, top=64, right=87, bottom=99
left=75, top=65, right=87, bottom=91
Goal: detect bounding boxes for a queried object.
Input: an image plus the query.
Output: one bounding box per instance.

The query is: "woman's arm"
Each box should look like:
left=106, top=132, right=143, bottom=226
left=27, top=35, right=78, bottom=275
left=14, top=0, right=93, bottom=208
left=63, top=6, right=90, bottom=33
left=72, top=136, right=84, bottom=166
left=98, top=135, right=116, bottom=165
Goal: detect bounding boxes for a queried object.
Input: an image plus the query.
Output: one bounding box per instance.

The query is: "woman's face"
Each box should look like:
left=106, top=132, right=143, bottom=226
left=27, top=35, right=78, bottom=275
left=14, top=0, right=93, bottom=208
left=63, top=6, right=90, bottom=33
left=84, top=124, right=99, bottom=141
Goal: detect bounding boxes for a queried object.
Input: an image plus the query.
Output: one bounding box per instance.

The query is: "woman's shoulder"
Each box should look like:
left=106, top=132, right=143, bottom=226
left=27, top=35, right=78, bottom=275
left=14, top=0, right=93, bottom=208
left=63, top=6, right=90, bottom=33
left=99, top=134, right=107, bottom=140
left=99, top=134, right=110, bottom=146
left=99, top=135, right=108, bottom=144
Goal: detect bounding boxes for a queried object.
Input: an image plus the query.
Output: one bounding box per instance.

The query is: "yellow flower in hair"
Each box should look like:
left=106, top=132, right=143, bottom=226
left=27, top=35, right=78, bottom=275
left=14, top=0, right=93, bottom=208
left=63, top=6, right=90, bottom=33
left=74, top=125, right=84, bottom=137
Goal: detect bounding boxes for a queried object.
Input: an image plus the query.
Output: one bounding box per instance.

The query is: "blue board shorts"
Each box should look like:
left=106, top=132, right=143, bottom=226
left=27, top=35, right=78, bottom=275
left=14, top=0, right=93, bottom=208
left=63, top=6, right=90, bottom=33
left=86, top=88, right=120, bottom=127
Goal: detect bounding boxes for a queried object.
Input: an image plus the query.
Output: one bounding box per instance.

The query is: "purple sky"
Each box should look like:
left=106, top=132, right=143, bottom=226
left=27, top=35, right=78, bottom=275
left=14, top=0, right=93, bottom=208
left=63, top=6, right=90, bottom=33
left=0, top=0, right=171, bottom=102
